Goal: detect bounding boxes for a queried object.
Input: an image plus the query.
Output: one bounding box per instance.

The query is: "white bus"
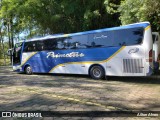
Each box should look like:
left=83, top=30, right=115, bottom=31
left=11, top=22, right=153, bottom=79
left=152, top=32, right=160, bottom=71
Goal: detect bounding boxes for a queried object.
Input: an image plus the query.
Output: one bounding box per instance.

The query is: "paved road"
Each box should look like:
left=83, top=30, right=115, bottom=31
left=0, top=66, right=160, bottom=120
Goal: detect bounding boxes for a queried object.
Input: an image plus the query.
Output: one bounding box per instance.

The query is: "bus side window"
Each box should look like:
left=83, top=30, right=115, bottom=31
left=69, top=35, right=88, bottom=49
left=24, top=42, right=29, bottom=52
left=24, top=42, right=34, bottom=52
left=57, top=41, right=65, bottom=49
left=88, top=32, right=113, bottom=47
left=114, top=28, right=143, bottom=46
left=43, top=39, right=57, bottom=50
left=24, top=45, right=28, bottom=52
left=41, top=46, right=44, bottom=50
left=31, top=42, right=37, bottom=51
left=27, top=47, right=30, bottom=52
left=37, top=41, right=44, bottom=51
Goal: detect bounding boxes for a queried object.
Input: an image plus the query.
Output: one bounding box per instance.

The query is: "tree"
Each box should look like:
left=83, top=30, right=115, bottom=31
left=0, top=0, right=121, bottom=37
left=0, top=21, right=7, bottom=65
left=119, top=0, right=160, bottom=31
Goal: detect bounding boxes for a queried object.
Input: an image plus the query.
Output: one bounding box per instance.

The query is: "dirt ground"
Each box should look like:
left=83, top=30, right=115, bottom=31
left=0, top=66, right=160, bottom=120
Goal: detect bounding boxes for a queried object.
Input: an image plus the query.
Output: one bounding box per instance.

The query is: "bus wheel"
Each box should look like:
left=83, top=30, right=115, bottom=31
left=90, top=65, right=105, bottom=80
left=25, top=66, right=32, bottom=75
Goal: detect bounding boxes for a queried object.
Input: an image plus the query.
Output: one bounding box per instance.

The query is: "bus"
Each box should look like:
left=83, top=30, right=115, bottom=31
left=10, top=22, right=153, bottom=79
left=152, top=32, right=160, bottom=71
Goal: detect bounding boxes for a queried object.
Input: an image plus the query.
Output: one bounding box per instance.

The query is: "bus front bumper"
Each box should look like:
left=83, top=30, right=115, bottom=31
left=13, top=65, right=23, bottom=72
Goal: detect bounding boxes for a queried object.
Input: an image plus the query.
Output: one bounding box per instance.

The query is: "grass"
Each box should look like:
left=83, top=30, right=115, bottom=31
left=0, top=59, right=11, bottom=66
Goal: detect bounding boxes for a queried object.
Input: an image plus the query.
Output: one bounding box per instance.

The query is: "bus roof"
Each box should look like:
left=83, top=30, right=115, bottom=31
left=25, top=22, right=150, bottom=42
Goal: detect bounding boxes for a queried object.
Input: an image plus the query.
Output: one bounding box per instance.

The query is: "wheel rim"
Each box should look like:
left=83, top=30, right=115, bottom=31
left=27, top=67, right=31, bottom=74
left=93, top=68, right=101, bottom=78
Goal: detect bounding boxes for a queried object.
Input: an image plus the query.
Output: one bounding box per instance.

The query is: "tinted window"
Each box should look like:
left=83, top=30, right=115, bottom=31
left=24, top=42, right=33, bottom=52
left=37, top=41, right=45, bottom=51
left=23, top=27, right=144, bottom=52
left=67, top=35, right=88, bottom=49
left=43, top=39, right=57, bottom=50
left=88, top=31, right=114, bottom=47
left=24, top=39, right=57, bottom=52
left=152, top=34, right=156, bottom=43
left=24, top=41, right=44, bottom=52
left=88, top=27, right=144, bottom=47
left=113, top=27, right=144, bottom=46
left=56, top=37, right=68, bottom=49
left=152, top=34, right=159, bottom=43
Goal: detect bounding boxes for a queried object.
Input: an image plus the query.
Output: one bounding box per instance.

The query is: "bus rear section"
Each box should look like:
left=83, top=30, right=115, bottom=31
left=105, top=23, right=153, bottom=76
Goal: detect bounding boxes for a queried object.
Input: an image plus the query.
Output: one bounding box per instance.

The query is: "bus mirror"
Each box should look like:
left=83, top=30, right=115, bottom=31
left=7, top=49, right=12, bottom=56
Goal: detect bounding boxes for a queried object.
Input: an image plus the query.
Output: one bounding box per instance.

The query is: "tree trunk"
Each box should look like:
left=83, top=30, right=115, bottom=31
left=10, top=18, right=14, bottom=48
left=7, top=21, right=12, bottom=63
left=1, top=37, right=6, bottom=65
left=0, top=29, right=6, bottom=66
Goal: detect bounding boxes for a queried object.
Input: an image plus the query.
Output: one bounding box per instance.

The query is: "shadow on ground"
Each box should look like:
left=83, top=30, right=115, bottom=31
left=109, top=74, right=160, bottom=84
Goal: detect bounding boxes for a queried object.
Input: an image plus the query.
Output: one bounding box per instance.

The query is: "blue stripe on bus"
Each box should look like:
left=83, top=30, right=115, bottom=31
left=21, top=46, right=122, bottom=73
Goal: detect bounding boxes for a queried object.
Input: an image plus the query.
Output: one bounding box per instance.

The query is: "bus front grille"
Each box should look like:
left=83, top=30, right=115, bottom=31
left=123, top=59, right=143, bottom=73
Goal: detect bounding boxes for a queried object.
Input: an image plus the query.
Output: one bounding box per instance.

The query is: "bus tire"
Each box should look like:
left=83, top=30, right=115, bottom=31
left=90, top=65, right=105, bottom=80
left=25, top=65, right=32, bottom=75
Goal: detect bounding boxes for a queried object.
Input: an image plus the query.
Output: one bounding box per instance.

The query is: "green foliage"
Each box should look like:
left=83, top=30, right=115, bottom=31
left=119, top=0, right=160, bottom=31
left=83, top=0, right=121, bottom=31
left=1, top=0, right=160, bottom=39
left=0, top=42, right=9, bottom=58
left=0, top=0, right=121, bottom=37
left=119, top=0, right=142, bottom=24
left=104, top=0, right=120, bottom=14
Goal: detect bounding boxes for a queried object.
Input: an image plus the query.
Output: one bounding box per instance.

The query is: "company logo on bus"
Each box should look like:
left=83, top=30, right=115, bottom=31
left=128, top=48, right=139, bottom=54
left=47, top=52, right=85, bottom=58
left=94, top=35, right=107, bottom=39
